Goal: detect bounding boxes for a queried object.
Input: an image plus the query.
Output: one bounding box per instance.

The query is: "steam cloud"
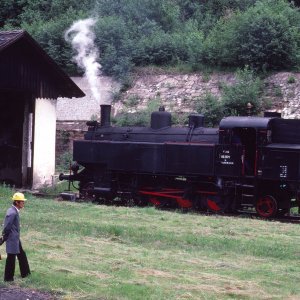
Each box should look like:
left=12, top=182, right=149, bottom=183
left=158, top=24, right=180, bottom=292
left=65, top=18, right=101, bottom=102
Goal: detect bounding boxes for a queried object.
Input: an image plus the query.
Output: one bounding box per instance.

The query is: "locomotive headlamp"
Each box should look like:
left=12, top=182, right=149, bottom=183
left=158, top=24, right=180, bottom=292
left=71, top=162, right=79, bottom=174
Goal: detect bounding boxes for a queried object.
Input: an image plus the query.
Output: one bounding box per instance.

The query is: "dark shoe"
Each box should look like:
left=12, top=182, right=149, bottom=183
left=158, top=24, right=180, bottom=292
left=21, top=271, right=31, bottom=278
left=4, top=277, right=14, bottom=282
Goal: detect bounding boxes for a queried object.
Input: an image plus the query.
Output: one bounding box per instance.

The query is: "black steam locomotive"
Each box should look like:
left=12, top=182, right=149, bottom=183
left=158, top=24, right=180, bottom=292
left=60, top=105, right=300, bottom=218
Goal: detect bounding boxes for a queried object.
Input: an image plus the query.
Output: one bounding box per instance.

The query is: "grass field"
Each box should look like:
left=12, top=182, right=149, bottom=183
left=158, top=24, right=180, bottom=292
left=0, top=186, right=300, bottom=300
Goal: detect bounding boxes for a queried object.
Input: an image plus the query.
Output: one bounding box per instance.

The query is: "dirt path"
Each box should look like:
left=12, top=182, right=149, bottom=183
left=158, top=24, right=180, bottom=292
left=0, top=286, right=58, bottom=300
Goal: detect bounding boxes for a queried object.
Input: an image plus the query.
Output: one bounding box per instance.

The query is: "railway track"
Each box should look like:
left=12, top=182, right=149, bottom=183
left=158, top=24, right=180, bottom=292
left=57, top=191, right=300, bottom=224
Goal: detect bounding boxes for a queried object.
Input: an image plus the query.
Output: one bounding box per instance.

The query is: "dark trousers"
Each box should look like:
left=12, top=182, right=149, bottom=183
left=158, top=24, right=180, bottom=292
left=4, top=241, right=31, bottom=281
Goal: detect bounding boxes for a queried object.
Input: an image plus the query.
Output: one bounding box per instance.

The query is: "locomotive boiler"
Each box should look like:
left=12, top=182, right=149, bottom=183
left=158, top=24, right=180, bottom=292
left=60, top=105, right=300, bottom=218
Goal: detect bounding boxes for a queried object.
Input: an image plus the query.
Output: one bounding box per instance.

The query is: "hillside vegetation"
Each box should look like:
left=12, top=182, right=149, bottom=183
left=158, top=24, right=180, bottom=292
left=0, top=186, right=300, bottom=299
left=2, top=0, right=300, bottom=124
left=1, top=0, right=300, bottom=80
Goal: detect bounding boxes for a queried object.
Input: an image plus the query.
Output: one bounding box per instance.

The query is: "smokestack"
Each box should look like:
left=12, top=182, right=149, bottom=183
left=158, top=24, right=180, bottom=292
left=100, top=105, right=111, bottom=127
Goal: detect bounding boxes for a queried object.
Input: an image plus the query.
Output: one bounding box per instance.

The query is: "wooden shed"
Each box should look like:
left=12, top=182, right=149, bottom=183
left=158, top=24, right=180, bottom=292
left=0, top=30, right=84, bottom=188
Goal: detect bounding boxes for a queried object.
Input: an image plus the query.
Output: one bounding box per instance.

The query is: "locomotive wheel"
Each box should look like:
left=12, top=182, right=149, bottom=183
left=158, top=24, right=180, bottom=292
left=256, top=195, right=278, bottom=218
left=205, top=195, right=224, bottom=213
left=134, top=195, right=149, bottom=207
left=80, top=182, right=96, bottom=201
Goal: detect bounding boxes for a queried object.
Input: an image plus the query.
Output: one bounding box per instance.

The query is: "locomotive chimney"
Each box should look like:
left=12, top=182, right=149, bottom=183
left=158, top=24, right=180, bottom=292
left=100, top=104, right=111, bottom=127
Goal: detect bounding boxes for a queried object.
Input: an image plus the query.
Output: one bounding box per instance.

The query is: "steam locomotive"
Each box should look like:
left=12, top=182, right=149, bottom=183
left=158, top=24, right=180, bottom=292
left=60, top=105, right=300, bottom=218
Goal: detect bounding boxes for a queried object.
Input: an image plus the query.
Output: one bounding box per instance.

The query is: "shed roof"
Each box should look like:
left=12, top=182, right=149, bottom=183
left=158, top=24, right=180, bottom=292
left=0, top=30, right=84, bottom=98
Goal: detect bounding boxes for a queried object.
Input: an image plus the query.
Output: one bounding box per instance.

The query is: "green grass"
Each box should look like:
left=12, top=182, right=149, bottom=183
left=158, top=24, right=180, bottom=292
left=38, top=180, right=79, bottom=196
left=0, top=186, right=300, bottom=299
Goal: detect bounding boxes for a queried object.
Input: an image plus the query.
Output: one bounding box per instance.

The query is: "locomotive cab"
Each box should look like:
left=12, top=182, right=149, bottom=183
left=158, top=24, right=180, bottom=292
left=218, top=115, right=300, bottom=217
left=219, top=116, right=273, bottom=177
left=231, top=127, right=256, bottom=175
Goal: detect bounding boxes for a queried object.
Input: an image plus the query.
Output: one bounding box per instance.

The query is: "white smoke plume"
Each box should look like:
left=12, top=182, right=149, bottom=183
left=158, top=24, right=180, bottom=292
left=65, top=18, right=101, bottom=102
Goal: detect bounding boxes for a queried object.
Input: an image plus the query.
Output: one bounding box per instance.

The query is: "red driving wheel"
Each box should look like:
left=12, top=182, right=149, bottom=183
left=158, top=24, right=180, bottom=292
left=256, top=195, right=277, bottom=218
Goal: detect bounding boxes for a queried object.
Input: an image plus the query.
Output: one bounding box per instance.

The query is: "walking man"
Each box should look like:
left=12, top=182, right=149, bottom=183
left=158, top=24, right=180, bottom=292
left=0, top=192, right=31, bottom=281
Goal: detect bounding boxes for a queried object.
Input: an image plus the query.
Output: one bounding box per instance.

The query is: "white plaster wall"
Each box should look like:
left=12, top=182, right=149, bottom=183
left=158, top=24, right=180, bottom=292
left=32, top=98, right=57, bottom=188
left=57, top=76, right=120, bottom=121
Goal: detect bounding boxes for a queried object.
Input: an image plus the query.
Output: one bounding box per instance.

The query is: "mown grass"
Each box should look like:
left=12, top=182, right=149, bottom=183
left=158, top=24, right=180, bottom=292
left=0, top=185, right=300, bottom=299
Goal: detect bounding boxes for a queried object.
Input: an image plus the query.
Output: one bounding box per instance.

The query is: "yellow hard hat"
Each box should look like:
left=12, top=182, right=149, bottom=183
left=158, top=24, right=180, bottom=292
left=12, top=192, right=27, bottom=201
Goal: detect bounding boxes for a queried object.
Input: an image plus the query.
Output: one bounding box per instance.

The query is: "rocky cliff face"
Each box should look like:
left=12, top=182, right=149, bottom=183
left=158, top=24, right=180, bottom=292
left=263, top=72, right=300, bottom=118
left=56, top=71, right=300, bottom=121
left=117, top=71, right=300, bottom=118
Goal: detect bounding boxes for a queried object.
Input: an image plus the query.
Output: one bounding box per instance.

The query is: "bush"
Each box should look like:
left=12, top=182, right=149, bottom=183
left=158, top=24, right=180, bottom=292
left=112, top=99, right=160, bottom=126
left=195, top=68, right=265, bottom=123
left=23, top=8, right=89, bottom=74
left=112, top=112, right=149, bottom=126
left=194, top=93, right=223, bottom=127
left=221, top=67, right=264, bottom=116
left=287, top=75, right=296, bottom=84
left=133, top=20, right=204, bottom=68
left=2, top=0, right=300, bottom=77
left=95, top=16, right=134, bottom=79
left=203, top=0, right=300, bottom=71
left=133, top=31, right=177, bottom=65
left=171, top=20, right=204, bottom=66
left=56, top=151, right=73, bottom=173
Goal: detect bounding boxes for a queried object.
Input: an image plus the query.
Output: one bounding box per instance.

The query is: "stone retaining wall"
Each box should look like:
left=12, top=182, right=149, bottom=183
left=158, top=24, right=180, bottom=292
left=118, top=71, right=300, bottom=118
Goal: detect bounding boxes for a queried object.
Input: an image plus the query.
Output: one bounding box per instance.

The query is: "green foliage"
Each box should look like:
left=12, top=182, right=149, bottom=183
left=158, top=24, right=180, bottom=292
left=19, top=0, right=94, bottom=23
left=222, top=67, right=264, bottom=116
left=172, top=20, right=204, bottom=66
left=203, top=0, right=300, bottom=71
left=112, top=99, right=160, bottom=126
left=0, top=0, right=26, bottom=28
left=195, top=93, right=223, bottom=127
left=134, top=31, right=177, bottom=65
left=202, top=0, right=258, bottom=14
left=56, top=151, right=73, bottom=173
left=274, top=85, right=283, bottom=97
left=1, top=0, right=300, bottom=77
left=95, top=0, right=181, bottom=31
left=287, top=75, right=296, bottom=83
left=125, top=95, right=141, bottom=107
left=112, top=112, right=149, bottom=126
left=22, top=8, right=89, bottom=74
left=194, top=68, right=265, bottom=125
left=171, top=112, right=190, bottom=126
left=95, top=16, right=134, bottom=78
left=132, top=19, right=204, bottom=69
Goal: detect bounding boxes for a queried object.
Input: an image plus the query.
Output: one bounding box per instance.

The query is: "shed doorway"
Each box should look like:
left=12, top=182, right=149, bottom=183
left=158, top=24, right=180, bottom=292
left=0, top=91, right=33, bottom=187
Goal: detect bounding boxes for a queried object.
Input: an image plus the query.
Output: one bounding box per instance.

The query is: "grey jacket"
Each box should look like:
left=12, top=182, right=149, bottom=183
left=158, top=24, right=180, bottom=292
left=2, top=206, right=20, bottom=254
